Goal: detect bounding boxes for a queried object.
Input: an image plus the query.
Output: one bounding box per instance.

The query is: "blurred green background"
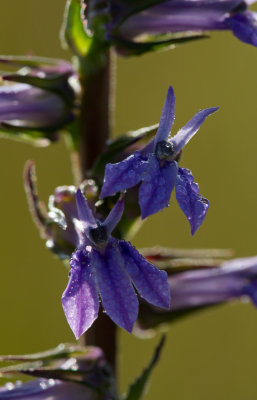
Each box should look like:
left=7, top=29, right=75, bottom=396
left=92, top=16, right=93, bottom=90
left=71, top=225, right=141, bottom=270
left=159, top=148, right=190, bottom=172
left=0, top=1, right=257, bottom=399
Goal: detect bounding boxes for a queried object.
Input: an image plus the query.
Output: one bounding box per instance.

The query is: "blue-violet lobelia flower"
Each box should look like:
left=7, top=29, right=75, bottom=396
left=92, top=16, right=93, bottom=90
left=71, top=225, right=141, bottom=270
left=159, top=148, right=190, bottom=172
left=169, top=255, right=257, bottom=310
left=62, top=189, right=170, bottom=338
left=0, top=58, right=78, bottom=136
left=100, top=86, right=218, bottom=234
left=104, top=0, right=257, bottom=48
left=0, top=83, right=72, bottom=131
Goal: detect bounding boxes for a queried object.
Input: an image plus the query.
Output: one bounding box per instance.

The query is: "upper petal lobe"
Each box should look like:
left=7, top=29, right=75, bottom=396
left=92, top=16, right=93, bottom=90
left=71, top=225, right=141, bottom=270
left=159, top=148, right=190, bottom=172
left=153, top=86, right=175, bottom=149
left=172, top=107, right=219, bottom=156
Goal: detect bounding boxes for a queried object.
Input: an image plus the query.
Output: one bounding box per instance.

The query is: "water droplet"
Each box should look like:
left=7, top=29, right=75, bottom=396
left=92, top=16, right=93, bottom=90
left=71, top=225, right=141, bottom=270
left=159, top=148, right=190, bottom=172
left=40, top=381, right=48, bottom=390
left=5, top=383, right=14, bottom=391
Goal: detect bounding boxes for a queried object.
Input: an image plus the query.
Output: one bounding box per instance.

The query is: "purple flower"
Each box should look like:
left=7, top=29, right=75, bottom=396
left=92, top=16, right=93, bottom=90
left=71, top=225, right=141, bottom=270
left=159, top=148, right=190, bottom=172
left=169, top=255, right=257, bottom=310
left=0, top=83, right=72, bottom=130
left=136, top=255, right=257, bottom=333
left=62, top=189, right=170, bottom=338
left=104, top=0, right=257, bottom=49
left=100, top=86, right=218, bottom=234
left=0, top=57, right=78, bottom=142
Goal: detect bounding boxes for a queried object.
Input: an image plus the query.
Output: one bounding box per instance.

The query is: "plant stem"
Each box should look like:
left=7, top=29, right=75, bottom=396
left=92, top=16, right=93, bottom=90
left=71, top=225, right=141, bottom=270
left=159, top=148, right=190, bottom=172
left=86, top=309, right=117, bottom=375
left=76, top=48, right=117, bottom=374
left=79, top=48, right=116, bottom=178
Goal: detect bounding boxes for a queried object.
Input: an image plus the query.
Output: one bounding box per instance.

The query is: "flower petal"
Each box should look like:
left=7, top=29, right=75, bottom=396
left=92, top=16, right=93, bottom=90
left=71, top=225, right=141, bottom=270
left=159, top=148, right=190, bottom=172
left=103, top=196, right=125, bottom=235
left=226, top=11, right=257, bottom=47
left=170, top=256, right=257, bottom=310
left=75, top=189, right=96, bottom=227
left=153, top=86, right=175, bottom=149
left=175, top=167, right=209, bottom=235
left=172, top=107, right=219, bottom=156
left=139, top=155, right=178, bottom=219
left=116, top=0, right=242, bottom=38
left=62, top=250, right=99, bottom=339
left=100, top=151, right=147, bottom=198
left=91, top=240, right=138, bottom=332
left=119, top=241, right=170, bottom=309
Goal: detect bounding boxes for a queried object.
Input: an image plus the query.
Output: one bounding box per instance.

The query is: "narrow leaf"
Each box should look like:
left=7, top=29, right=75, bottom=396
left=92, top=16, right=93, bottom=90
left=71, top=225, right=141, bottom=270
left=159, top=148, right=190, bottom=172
left=0, top=343, right=85, bottom=363
left=123, top=336, right=165, bottom=400
left=0, top=55, right=68, bottom=69
left=113, top=33, right=209, bottom=56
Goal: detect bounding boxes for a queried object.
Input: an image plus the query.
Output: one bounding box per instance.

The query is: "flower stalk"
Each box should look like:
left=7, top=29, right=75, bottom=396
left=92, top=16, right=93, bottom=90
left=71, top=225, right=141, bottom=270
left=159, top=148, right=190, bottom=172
left=76, top=48, right=116, bottom=181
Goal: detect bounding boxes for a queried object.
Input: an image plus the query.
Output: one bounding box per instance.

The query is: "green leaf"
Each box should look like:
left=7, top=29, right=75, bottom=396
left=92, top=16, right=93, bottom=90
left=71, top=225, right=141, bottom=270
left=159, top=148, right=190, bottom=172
left=61, top=0, right=92, bottom=57
left=123, top=336, right=165, bottom=400
left=91, top=124, right=158, bottom=180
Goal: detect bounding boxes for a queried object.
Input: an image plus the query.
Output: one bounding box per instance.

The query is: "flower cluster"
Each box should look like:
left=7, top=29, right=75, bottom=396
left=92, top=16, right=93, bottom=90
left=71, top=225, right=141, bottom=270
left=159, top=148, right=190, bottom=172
left=1, top=0, right=257, bottom=398
left=24, top=86, right=218, bottom=338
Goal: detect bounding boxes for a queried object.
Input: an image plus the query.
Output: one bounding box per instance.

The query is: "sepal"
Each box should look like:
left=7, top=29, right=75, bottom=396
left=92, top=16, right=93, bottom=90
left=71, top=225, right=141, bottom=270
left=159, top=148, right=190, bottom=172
left=0, top=55, right=73, bottom=71
left=111, top=32, right=209, bottom=56
left=61, top=0, right=92, bottom=57
left=0, top=343, right=85, bottom=364
left=141, top=245, right=232, bottom=273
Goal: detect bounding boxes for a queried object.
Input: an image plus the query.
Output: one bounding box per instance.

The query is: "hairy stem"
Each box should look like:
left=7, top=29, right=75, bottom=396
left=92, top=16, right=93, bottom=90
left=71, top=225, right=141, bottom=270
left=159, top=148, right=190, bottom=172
left=86, top=309, right=117, bottom=375
left=78, top=48, right=116, bottom=179
left=75, top=48, right=117, bottom=374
